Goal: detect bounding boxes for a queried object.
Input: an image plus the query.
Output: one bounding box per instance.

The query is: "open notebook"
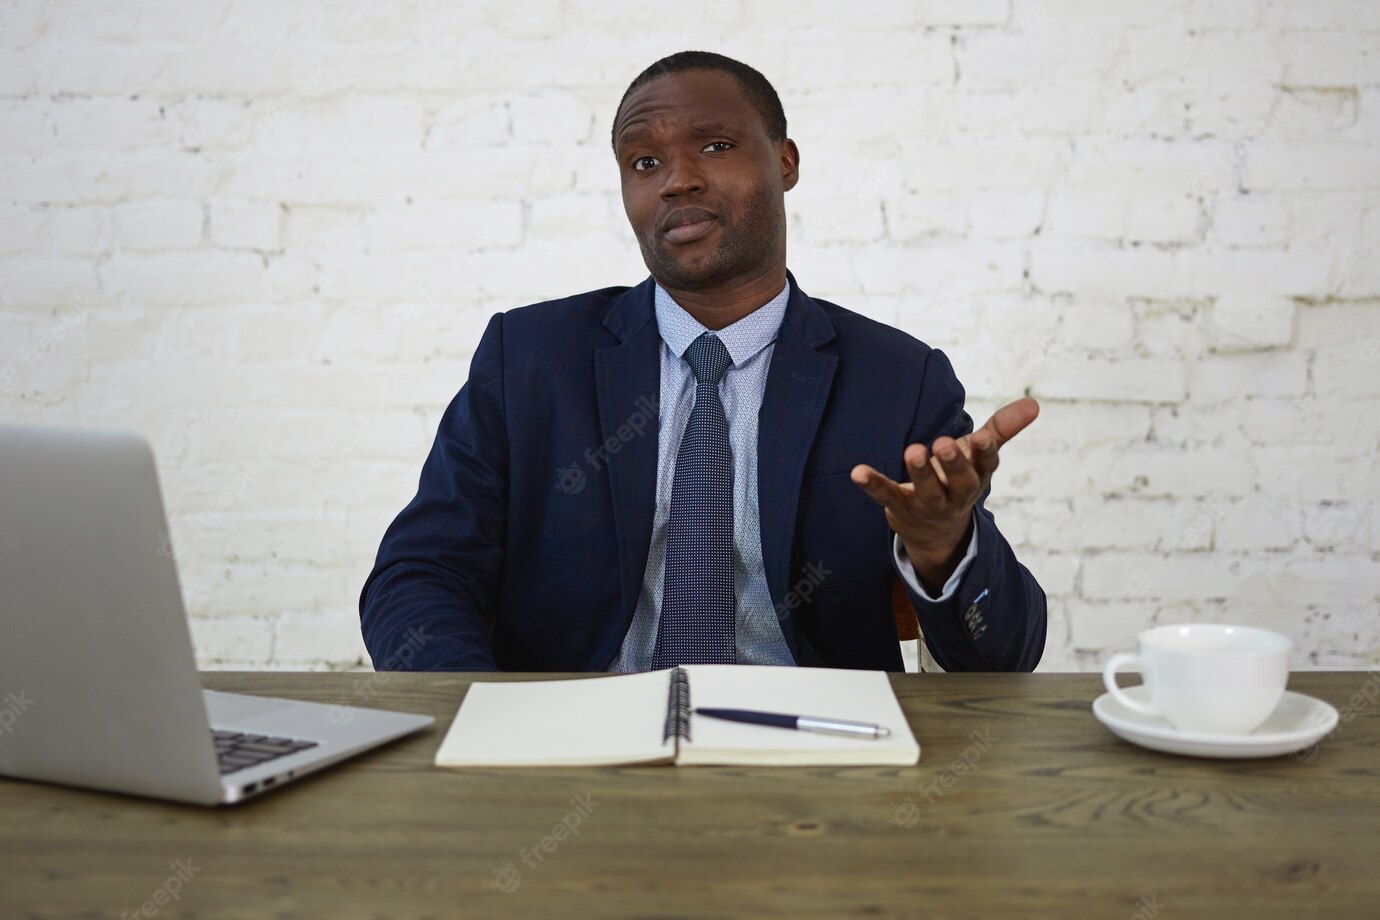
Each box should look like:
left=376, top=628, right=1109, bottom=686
left=435, top=665, right=921, bottom=767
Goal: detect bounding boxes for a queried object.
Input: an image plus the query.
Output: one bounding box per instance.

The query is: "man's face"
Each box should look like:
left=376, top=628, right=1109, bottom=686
left=613, top=69, right=799, bottom=290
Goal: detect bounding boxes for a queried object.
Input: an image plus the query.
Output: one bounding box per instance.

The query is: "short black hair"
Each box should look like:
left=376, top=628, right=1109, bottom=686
left=610, top=50, right=787, bottom=151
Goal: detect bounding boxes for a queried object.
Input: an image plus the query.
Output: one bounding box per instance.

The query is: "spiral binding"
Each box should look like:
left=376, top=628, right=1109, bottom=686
left=662, top=666, right=692, bottom=744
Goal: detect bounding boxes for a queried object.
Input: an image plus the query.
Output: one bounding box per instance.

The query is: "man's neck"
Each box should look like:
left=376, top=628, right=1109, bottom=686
left=656, top=265, right=788, bottom=331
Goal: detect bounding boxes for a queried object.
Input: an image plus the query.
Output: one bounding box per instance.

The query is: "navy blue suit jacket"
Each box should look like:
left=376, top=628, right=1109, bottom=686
left=360, top=272, right=1046, bottom=672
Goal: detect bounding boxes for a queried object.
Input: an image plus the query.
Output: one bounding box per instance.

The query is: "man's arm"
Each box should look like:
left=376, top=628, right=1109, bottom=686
left=898, top=484, right=1046, bottom=671
left=853, top=347, right=1047, bottom=672
left=358, top=313, right=509, bottom=671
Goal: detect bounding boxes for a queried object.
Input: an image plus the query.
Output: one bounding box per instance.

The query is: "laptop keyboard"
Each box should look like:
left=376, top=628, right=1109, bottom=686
left=212, top=729, right=319, bottom=775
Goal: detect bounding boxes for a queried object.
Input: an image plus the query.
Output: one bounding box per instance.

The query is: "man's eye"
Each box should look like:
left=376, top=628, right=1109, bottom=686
left=633, top=156, right=659, bottom=171
left=703, top=141, right=733, bottom=153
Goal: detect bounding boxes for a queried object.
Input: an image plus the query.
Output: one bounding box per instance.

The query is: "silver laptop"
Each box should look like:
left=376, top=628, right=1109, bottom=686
left=0, top=425, right=433, bottom=806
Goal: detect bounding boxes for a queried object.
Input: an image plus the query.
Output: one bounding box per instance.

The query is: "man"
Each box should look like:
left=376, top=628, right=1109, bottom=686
left=360, top=51, right=1046, bottom=673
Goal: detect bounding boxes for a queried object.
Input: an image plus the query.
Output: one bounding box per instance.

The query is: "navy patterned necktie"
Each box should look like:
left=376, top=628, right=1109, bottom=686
left=652, top=332, right=736, bottom=668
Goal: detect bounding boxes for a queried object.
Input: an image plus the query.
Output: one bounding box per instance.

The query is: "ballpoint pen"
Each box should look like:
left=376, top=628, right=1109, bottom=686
left=694, top=707, right=891, bottom=739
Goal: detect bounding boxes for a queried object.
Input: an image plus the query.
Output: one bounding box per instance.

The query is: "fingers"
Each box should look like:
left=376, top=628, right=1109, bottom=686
left=856, top=432, right=987, bottom=514
left=971, top=397, right=1039, bottom=477
left=929, top=436, right=981, bottom=501
left=850, top=463, right=911, bottom=509
left=975, top=397, right=1040, bottom=451
left=903, top=443, right=947, bottom=494
left=969, top=425, right=1001, bottom=477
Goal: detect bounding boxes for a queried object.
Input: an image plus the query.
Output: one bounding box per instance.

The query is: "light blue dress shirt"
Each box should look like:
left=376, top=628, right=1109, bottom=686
left=609, top=279, right=978, bottom=672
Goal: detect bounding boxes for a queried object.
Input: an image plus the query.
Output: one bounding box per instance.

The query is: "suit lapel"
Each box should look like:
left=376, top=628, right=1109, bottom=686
left=757, top=274, right=838, bottom=629
left=594, top=277, right=661, bottom=632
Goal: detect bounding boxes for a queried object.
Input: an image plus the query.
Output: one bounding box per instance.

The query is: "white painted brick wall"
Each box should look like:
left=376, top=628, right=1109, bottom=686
left=2, top=0, right=1376, bottom=673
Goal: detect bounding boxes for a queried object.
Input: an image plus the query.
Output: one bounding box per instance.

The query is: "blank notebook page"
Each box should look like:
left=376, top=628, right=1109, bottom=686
left=434, top=669, right=675, bottom=767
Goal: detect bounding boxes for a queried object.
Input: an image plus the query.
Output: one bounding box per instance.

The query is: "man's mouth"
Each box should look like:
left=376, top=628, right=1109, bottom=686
left=661, top=207, right=719, bottom=245
left=664, top=218, right=717, bottom=244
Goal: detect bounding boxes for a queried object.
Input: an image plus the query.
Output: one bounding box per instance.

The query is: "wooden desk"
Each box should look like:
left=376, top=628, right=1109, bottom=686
left=2, top=672, right=1376, bottom=918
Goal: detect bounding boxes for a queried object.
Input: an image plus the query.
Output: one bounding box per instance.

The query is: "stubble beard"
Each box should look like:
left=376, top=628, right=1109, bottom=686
left=637, top=185, right=783, bottom=291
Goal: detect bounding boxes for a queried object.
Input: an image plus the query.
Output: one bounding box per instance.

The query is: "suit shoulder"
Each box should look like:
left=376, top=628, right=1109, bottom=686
left=810, top=296, right=937, bottom=361
left=498, top=285, right=630, bottom=335
left=807, top=295, right=967, bottom=408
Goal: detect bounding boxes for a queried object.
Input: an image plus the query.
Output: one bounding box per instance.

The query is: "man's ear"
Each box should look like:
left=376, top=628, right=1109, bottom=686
left=780, top=138, right=800, bottom=192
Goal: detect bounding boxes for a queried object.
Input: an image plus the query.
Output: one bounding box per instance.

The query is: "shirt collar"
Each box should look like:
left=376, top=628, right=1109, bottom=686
left=652, top=278, right=791, bottom=368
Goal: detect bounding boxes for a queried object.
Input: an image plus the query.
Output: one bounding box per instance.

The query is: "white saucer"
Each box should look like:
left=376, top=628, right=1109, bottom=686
left=1092, top=686, right=1339, bottom=759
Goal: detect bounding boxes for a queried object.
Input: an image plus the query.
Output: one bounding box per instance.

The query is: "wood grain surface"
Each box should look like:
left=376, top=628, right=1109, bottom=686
left=2, top=671, right=1376, bottom=919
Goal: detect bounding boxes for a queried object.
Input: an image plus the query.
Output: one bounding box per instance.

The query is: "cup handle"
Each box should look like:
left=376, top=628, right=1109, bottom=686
left=1102, top=652, right=1160, bottom=717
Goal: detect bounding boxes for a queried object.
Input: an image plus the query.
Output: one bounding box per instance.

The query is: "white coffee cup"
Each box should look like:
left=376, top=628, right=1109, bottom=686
left=1102, top=623, right=1291, bottom=735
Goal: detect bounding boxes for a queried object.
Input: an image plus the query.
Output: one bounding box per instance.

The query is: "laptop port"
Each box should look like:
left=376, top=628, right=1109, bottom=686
left=263, top=777, right=276, bottom=787
left=242, top=782, right=258, bottom=795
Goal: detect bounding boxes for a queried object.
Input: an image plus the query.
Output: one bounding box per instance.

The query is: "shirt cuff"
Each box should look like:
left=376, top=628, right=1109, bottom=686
left=892, top=515, right=979, bottom=603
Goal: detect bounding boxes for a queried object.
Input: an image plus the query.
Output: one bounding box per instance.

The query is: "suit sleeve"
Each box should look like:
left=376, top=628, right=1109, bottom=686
left=358, top=313, right=509, bottom=671
left=895, top=347, right=1047, bottom=672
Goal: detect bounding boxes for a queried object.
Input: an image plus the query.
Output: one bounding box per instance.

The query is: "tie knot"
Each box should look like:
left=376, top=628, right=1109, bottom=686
left=684, top=333, right=732, bottom=387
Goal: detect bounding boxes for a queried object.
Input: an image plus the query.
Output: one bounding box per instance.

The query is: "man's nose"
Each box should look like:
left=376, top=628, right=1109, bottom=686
left=659, top=155, right=705, bottom=198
